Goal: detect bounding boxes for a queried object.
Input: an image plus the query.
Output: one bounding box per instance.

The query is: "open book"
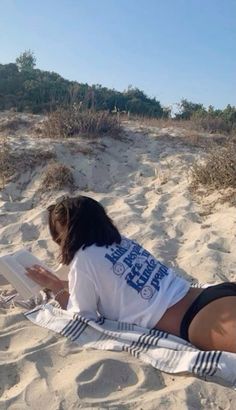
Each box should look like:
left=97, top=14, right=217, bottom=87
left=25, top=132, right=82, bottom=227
left=0, top=249, right=68, bottom=299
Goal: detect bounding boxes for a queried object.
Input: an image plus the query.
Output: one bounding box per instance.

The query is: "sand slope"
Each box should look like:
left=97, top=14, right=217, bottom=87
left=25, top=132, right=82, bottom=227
left=1, top=115, right=236, bottom=409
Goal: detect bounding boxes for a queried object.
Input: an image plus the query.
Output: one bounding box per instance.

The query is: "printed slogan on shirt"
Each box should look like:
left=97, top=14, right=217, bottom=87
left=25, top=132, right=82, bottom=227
left=104, top=239, right=169, bottom=299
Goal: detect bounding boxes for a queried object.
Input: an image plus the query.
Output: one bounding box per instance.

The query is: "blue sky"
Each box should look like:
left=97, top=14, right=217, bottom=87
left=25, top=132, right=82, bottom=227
left=0, top=0, right=235, bottom=109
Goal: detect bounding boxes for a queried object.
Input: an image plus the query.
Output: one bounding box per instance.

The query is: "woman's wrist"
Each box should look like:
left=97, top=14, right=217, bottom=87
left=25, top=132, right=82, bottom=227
left=51, top=281, right=65, bottom=295
left=54, top=287, right=68, bottom=300
left=53, top=287, right=69, bottom=309
left=61, top=280, right=69, bottom=291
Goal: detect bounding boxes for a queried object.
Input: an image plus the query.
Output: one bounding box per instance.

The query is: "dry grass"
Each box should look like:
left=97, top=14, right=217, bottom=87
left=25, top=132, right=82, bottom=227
left=180, top=130, right=228, bottom=150
left=190, top=144, right=236, bottom=191
left=0, top=138, right=12, bottom=188
left=40, top=162, right=75, bottom=192
left=129, top=116, right=231, bottom=151
left=130, top=116, right=196, bottom=130
left=0, top=137, right=55, bottom=188
left=192, top=116, right=232, bottom=134
left=0, top=116, right=30, bottom=133
left=132, top=115, right=235, bottom=135
left=42, top=106, right=120, bottom=138
left=67, top=141, right=93, bottom=155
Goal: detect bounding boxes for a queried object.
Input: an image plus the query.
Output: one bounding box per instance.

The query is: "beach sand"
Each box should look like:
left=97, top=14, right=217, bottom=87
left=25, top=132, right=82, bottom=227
left=1, top=113, right=236, bottom=409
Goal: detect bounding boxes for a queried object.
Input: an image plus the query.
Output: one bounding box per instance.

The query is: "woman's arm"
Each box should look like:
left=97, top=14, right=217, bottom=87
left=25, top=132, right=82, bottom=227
left=26, top=265, right=69, bottom=308
left=61, top=280, right=69, bottom=291
left=53, top=288, right=69, bottom=309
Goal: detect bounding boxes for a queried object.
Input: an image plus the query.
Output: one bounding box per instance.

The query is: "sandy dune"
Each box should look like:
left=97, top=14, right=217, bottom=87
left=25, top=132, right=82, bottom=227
left=1, top=114, right=236, bottom=409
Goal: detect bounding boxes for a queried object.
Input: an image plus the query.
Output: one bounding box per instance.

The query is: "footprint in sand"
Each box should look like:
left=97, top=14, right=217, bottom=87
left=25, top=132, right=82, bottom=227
left=76, top=358, right=166, bottom=403
left=76, top=359, right=139, bottom=400
left=20, top=223, right=39, bottom=241
left=0, top=362, right=20, bottom=399
left=207, top=238, right=231, bottom=254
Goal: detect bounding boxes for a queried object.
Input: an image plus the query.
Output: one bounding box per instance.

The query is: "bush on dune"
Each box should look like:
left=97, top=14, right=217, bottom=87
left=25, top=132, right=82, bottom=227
left=0, top=137, right=55, bottom=188
left=40, top=162, right=75, bottom=191
left=42, top=106, right=120, bottom=138
left=176, top=100, right=236, bottom=134
left=190, top=144, right=236, bottom=190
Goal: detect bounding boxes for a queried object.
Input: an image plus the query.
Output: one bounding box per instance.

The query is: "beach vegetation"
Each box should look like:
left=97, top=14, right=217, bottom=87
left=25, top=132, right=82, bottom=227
left=40, top=162, right=75, bottom=191
left=176, top=99, right=236, bottom=134
left=0, top=52, right=166, bottom=118
left=190, top=143, right=236, bottom=190
left=42, top=105, right=120, bottom=138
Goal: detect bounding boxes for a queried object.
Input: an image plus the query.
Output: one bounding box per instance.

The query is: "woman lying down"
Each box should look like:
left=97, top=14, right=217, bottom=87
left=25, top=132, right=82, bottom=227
left=26, top=195, right=236, bottom=353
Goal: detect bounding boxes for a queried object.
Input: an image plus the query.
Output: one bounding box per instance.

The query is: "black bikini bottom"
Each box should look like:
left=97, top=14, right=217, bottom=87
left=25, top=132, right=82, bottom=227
left=180, top=282, right=236, bottom=342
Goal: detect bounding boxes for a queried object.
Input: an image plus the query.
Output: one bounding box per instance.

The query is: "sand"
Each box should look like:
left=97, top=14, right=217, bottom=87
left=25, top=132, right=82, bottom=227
left=1, top=113, right=236, bottom=409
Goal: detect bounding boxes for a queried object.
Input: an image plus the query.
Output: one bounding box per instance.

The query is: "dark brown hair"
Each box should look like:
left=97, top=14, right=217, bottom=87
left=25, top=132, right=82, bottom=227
left=48, top=195, right=121, bottom=265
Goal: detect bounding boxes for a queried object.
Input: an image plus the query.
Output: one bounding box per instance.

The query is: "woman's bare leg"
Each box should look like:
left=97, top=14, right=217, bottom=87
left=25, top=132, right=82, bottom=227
left=188, top=296, right=236, bottom=353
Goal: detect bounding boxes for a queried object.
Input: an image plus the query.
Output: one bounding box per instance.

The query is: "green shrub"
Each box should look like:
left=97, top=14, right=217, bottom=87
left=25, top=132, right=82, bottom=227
left=176, top=100, right=236, bottom=134
left=0, top=56, right=166, bottom=117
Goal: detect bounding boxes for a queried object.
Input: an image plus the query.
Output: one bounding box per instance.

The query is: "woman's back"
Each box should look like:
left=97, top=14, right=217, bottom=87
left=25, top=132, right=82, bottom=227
left=67, top=236, right=191, bottom=328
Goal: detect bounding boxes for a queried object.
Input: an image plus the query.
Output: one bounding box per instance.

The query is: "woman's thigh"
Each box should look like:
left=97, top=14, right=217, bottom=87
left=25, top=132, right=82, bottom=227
left=188, top=296, right=236, bottom=353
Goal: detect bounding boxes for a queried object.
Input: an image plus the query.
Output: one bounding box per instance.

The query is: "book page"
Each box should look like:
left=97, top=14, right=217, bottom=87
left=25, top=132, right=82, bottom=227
left=0, top=255, right=42, bottom=298
left=13, top=250, right=52, bottom=272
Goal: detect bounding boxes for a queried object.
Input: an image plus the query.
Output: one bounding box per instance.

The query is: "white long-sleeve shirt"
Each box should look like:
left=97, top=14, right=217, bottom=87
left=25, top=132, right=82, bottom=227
left=67, top=236, right=190, bottom=328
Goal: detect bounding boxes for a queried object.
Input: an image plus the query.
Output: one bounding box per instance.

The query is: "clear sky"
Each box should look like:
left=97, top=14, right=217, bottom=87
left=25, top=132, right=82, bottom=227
left=0, top=0, right=235, bottom=109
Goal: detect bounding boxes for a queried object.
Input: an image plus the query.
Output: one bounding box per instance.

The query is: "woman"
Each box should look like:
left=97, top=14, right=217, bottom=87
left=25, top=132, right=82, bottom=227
left=26, top=195, right=236, bottom=353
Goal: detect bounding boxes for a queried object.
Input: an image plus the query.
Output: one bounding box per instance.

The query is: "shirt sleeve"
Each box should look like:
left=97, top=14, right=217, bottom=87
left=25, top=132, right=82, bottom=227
left=67, top=259, right=99, bottom=321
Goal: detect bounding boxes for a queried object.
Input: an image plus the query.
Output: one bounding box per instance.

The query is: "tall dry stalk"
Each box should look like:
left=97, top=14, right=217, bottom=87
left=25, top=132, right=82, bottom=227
left=0, top=137, right=12, bottom=189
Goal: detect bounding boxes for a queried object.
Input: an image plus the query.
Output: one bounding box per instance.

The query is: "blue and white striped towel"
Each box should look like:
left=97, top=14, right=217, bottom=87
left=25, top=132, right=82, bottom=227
left=25, top=301, right=236, bottom=389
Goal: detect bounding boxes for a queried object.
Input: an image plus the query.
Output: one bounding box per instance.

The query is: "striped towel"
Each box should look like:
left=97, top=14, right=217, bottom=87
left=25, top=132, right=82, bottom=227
left=25, top=301, right=236, bottom=389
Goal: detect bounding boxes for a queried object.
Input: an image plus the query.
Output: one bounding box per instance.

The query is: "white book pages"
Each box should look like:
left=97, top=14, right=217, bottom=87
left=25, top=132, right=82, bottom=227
left=0, top=250, right=48, bottom=299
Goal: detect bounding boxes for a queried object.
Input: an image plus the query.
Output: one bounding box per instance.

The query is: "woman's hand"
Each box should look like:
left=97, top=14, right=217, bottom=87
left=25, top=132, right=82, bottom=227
left=25, top=265, right=64, bottom=294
